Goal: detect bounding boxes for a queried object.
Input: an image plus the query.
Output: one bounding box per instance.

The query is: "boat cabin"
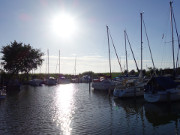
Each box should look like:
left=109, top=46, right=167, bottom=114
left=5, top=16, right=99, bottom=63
left=144, top=76, right=178, bottom=93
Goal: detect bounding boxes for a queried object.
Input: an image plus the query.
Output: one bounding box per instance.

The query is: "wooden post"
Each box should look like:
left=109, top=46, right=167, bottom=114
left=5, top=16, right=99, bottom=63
left=89, top=71, right=91, bottom=92
left=89, top=78, right=91, bottom=92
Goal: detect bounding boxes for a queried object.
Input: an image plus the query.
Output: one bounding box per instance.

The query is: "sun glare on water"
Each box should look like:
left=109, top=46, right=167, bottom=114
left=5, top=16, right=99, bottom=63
left=51, top=13, right=77, bottom=39
left=53, top=84, right=75, bottom=135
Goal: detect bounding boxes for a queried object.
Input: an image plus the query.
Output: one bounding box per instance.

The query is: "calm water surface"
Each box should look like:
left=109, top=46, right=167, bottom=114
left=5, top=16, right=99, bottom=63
left=0, top=83, right=180, bottom=135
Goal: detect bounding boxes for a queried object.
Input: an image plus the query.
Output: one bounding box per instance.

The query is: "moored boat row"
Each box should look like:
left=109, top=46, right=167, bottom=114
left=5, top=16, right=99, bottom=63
left=92, top=1, right=180, bottom=104
left=144, top=76, right=180, bottom=103
left=113, top=79, right=146, bottom=98
left=92, top=75, right=180, bottom=103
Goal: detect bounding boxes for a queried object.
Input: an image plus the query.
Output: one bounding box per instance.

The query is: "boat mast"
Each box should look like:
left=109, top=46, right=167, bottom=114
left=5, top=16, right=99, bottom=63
left=47, top=49, right=49, bottom=76
left=142, top=17, right=156, bottom=72
left=124, top=30, right=128, bottom=74
left=125, top=31, right=139, bottom=72
left=109, top=29, right=122, bottom=72
left=59, top=50, right=60, bottom=75
left=172, top=7, right=180, bottom=69
left=170, top=1, right=176, bottom=76
left=140, top=12, right=143, bottom=75
left=74, top=56, right=76, bottom=76
left=106, top=25, right=112, bottom=79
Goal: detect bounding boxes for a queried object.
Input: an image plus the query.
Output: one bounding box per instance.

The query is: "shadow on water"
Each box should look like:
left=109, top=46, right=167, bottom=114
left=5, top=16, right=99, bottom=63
left=112, top=97, right=146, bottom=135
left=91, top=89, right=114, bottom=98
left=113, top=97, right=145, bottom=115
left=144, top=102, right=180, bottom=127
left=113, top=97, right=180, bottom=134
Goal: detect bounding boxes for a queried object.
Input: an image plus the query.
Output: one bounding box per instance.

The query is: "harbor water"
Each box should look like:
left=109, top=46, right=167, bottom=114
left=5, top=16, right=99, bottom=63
left=0, top=83, right=180, bottom=135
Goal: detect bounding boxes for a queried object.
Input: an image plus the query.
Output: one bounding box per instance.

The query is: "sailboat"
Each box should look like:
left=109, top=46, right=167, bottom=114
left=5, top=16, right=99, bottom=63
left=45, top=49, right=57, bottom=86
left=144, top=2, right=180, bottom=103
left=71, top=56, right=79, bottom=83
left=92, top=26, right=115, bottom=91
left=113, top=29, right=146, bottom=98
left=113, top=12, right=150, bottom=98
left=29, top=78, right=43, bottom=86
left=29, top=68, right=43, bottom=86
left=57, top=50, right=71, bottom=84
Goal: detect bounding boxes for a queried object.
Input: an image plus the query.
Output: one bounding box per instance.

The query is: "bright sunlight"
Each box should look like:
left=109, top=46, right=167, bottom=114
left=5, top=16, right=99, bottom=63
left=51, top=13, right=77, bottom=39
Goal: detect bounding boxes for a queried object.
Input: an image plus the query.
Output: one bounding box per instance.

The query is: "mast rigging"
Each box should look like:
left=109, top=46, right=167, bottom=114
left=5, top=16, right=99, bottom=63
left=108, top=28, right=123, bottom=72
left=106, top=26, right=112, bottom=79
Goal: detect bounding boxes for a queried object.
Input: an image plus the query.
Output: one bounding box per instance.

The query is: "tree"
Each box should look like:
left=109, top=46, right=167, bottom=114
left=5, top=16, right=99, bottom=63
left=82, top=71, right=94, bottom=76
left=124, top=70, right=128, bottom=75
left=1, top=41, right=44, bottom=76
left=129, top=69, right=135, bottom=75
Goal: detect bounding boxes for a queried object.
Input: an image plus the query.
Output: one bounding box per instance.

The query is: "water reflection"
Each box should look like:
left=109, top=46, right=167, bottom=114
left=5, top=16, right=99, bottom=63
left=113, top=97, right=144, bottom=115
left=54, top=84, right=75, bottom=135
left=113, top=98, right=146, bottom=135
left=144, top=103, right=180, bottom=126
left=1, top=84, right=180, bottom=134
left=92, top=90, right=111, bottom=97
left=144, top=102, right=180, bottom=134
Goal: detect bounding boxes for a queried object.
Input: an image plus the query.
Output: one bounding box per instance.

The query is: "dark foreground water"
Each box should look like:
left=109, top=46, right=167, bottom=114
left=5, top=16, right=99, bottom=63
left=0, top=83, right=180, bottom=135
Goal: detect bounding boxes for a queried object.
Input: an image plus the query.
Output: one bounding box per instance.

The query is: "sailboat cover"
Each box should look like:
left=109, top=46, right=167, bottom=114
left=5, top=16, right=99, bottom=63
left=145, top=76, right=178, bottom=92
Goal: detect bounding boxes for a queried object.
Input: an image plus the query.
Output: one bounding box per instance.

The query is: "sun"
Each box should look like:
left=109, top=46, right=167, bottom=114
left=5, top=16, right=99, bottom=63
left=51, top=13, right=77, bottom=39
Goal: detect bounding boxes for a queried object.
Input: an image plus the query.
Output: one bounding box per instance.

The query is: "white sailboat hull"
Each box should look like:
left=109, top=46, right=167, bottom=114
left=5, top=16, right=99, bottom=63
left=144, top=89, right=180, bottom=103
left=46, top=79, right=57, bottom=86
left=92, top=80, right=115, bottom=91
left=113, top=87, right=144, bottom=98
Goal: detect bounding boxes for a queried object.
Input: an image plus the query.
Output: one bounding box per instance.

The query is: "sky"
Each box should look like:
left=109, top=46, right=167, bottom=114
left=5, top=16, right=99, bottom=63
left=0, top=0, right=180, bottom=74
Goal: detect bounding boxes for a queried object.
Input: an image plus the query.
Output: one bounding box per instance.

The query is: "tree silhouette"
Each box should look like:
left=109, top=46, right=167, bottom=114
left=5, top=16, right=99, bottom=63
left=1, top=40, right=44, bottom=76
left=129, top=69, right=135, bottom=75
